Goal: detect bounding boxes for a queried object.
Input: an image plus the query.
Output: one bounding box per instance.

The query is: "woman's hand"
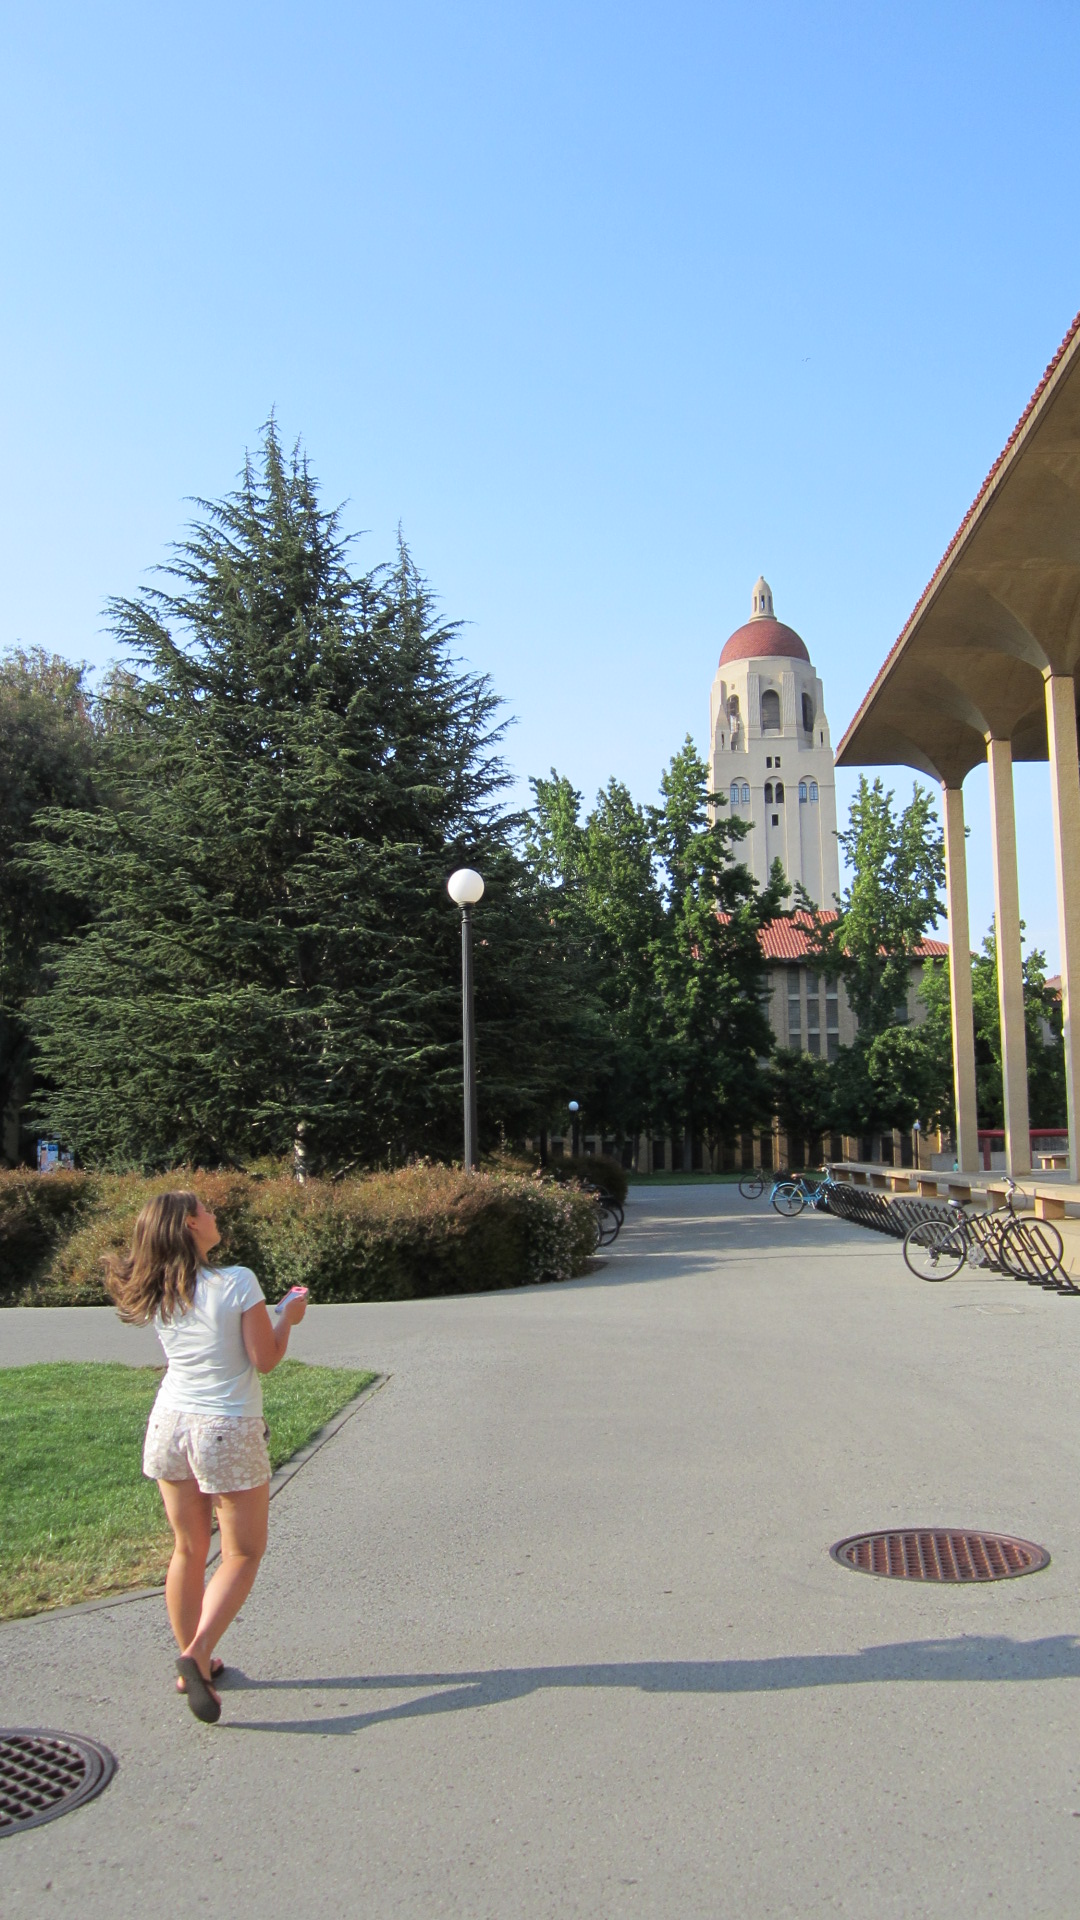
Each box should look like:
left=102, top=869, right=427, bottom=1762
left=242, top=1288, right=309, bottom=1373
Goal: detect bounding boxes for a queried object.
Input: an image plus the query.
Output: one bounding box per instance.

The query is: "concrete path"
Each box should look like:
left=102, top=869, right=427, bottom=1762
left=4, top=1185, right=1080, bottom=1918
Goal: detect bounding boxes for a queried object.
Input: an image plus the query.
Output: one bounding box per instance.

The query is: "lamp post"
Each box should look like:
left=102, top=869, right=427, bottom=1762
left=447, top=868, right=484, bottom=1170
left=568, top=1099, right=581, bottom=1161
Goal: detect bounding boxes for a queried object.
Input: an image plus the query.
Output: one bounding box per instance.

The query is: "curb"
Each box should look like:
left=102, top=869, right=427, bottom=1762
left=4, top=1372, right=388, bottom=1629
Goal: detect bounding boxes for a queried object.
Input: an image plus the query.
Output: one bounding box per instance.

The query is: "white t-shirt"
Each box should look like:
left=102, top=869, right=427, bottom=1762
left=154, top=1265, right=266, bottom=1419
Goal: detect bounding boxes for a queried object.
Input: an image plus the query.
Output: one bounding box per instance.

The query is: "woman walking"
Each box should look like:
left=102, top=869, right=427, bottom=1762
left=106, top=1190, right=308, bottom=1723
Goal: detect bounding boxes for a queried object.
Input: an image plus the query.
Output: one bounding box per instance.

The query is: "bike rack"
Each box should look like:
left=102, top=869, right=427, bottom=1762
left=1001, top=1219, right=1080, bottom=1294
left=830, top=1180, right=1080, bottom=1293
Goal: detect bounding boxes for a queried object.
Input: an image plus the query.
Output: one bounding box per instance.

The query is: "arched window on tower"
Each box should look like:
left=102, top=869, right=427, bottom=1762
left=799, top=780, right=808, bottom=802
left=809, top=780, right=819, bottom=802
left=802, top=691, right=814, bottom=732
left=741, top=782, right=750, bottom=805
left=775, top=781, right=784, bottom=803
left=730, top=780, right=740, bottom=807
left=763, top=782, right=773, bottom=804
left=761, top=689, right=781, bottom=732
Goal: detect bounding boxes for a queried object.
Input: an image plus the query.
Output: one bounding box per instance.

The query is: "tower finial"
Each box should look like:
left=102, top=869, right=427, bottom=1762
left=750, top=575, right=774, bottom=620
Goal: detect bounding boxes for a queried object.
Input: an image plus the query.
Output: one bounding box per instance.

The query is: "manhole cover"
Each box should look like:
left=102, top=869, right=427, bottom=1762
left=0, top=1731, right=116, bottom=1836
left=830, top=1529, right=1051, bottom=1582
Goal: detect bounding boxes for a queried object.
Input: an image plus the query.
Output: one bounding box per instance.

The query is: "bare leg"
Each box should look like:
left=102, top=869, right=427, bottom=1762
left=158, top=1478, right=213, bottom=1652
left=182, top=1483, right=269, bottom=1680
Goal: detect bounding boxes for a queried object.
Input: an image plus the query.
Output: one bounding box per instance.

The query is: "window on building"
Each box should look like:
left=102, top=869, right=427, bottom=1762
left=802, top=691, right=814, bottom=732
left=771, top=813, right=779, bottom=825
left=819, top=731, right=824, bottom=745
left=799, top=781, right=807, bottom=801
left=809, top=780, right=818, bottom=801
left=761, top=689, right=781, bottom=731
left=806, top=971, right=819, bottom=993
left=775, top=755, right=781, bottom=767
left=728, top=694, right=740, bottom=717
left=827, top=1033, right=840, bottom=1062
left=730, top=780, right=740, bottom=806
left=806, top=1030, right=821, bottom=1056
left=787, top=989, right=801, bottom=1044
left=764, top=782, right=773, bottom=804
left=775, top=781, right=784, bottom=803
left=741, top=783, right=750, bottom=804
left=766, top=756, right=772, bottom=768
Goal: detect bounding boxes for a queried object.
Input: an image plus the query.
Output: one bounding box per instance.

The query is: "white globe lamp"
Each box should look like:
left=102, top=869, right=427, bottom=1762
left=447, top=868, right=485, bottom=907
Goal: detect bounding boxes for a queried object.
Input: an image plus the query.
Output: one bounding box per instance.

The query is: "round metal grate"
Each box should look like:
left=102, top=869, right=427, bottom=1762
left=0, top=1730, right=116, bottom=1837
left=830, top=1529, right=1051, bottom=1582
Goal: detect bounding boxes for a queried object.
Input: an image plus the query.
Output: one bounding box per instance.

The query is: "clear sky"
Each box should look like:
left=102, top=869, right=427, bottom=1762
left=3, top=1, right=1078, bottom=962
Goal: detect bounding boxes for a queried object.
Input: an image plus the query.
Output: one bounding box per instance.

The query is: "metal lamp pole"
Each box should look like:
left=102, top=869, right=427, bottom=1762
left=568, top=1099, right=581, bottom=1161
left=447, top=868, right=485, bottom=1170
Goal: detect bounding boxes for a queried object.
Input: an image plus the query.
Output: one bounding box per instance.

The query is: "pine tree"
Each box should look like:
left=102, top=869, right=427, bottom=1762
left=28, top=427, right=576, bottom=1167
left=0, top=649, right=98, bottom=1157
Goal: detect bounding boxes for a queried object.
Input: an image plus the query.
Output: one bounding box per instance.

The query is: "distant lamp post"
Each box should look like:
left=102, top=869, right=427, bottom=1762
left=448, top=868, right=485, bottom=1170
left=913, top=1118, right=921, bottom=1173
left=568, top=1099, right=581, bottom=1161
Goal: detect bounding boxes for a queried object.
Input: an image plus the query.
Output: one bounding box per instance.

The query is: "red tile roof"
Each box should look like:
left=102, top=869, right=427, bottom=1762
left=719, top=907, right=948, bottom=963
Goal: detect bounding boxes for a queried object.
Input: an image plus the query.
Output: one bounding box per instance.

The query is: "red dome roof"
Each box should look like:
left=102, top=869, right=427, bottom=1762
left=719, top=617, right=810, bottom=667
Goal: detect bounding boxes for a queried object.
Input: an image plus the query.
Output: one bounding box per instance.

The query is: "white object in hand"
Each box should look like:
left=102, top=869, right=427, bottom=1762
left=275, top=1287, right=308, bottom=1316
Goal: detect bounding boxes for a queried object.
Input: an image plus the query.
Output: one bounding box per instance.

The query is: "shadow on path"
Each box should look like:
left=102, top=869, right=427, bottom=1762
left=224, top=1635, right=1080, bottom=1735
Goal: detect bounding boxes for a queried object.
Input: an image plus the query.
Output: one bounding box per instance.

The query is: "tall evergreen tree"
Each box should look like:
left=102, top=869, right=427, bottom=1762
left=0, top=649, right=98, bottom=1158
left=28, top=427, right=580, bottom=1168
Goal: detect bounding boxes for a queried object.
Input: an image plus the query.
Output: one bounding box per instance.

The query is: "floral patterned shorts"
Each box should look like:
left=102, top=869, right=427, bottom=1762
left=143, top=1402, right=271, bottom=1495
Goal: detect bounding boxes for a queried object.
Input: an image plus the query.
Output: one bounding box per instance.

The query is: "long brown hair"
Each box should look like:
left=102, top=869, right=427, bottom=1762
left=104, top=1190, right=210, bottom=1325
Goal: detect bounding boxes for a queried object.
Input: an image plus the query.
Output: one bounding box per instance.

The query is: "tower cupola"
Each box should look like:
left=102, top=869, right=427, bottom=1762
left=750, top=576, right=774, bottom=620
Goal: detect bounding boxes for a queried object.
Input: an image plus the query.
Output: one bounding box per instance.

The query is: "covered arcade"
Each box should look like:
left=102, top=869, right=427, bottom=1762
left=838, top=312, right=1080, bottom=1179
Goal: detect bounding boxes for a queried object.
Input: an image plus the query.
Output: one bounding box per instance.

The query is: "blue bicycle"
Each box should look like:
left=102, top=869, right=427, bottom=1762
left=771, top=1169, right=838, bottom=1217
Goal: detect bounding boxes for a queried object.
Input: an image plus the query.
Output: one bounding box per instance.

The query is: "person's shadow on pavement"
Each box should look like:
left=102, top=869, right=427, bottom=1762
left=220, top=1635, right=1080, bottom=1735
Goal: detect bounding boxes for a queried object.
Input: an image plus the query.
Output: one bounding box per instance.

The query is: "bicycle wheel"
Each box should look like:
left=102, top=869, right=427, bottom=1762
left=997, top=1215, right=1064, bottom=1282
left=772, top=1182, right=805, bottom=1217
left=903, top=1219, right=966, bottom=1280
left=739, top=1174, right=765, bottom=1199
left=597, top=1206, right=621, bottom=1245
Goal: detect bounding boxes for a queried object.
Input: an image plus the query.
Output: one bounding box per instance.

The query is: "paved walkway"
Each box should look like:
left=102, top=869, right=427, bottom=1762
left=4, top=1185, right=1080, bottom=1918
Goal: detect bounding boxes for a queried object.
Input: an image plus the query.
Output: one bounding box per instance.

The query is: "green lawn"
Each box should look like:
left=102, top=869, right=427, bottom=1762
left=0, top=1360, right=376, bottom=1621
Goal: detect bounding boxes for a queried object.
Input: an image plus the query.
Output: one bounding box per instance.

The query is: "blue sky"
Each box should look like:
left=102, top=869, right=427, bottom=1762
left=2, top=0, right=1077, bottom=962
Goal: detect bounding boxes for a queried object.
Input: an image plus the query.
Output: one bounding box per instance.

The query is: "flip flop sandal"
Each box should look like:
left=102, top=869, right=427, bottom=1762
left=176, top=1658, right=225, bottom=1686
left=175, top=1656, right=222, bottom=1724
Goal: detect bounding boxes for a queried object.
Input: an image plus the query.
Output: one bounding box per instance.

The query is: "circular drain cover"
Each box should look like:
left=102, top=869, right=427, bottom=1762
left=0, top=1730, right=116, bottom=1836
left=831, top=1529, right=1050, bottom=1582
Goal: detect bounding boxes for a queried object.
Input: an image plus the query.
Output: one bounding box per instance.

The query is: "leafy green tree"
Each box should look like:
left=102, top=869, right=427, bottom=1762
left=816, top=776, right=945, bottom=1039
left=770, top=1047, right=835, bottom=1155
left=970, top=925, right=1066, bottom=1129
left=27, top=426, right=584, bottom=1168
left=525, top=771, right=664, bottom=1139
left=648, top=738, right=786, bottom=1150
left=0, top=649, right=98, bottom=1159
left=526, top=739, right=785, bottom=1153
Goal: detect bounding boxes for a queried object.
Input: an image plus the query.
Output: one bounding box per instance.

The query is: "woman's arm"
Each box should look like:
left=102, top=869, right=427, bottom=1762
left=242, top=1290, right=308, bottom=1374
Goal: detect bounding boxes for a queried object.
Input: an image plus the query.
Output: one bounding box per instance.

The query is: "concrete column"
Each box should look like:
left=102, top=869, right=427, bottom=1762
left=943, top=783, right=979, bottom=1172
left=986, top=738, right=1031, bottom=1174
left=1045, top=673, right=1080, bottom=1180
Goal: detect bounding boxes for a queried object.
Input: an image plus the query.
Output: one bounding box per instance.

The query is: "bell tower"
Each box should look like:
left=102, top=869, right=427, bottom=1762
left=709, top=580, right=840, bottom=908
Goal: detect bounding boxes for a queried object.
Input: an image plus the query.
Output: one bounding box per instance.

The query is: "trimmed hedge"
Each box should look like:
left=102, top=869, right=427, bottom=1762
left=2, top=1165, right=599, bottom=1307
left=551, top=1154, right=629, bottom=1206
